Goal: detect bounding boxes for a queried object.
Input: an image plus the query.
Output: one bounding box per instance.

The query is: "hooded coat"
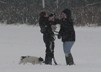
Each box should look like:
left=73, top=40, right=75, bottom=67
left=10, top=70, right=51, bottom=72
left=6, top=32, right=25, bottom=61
left=58, top=9, right=75, bottom=42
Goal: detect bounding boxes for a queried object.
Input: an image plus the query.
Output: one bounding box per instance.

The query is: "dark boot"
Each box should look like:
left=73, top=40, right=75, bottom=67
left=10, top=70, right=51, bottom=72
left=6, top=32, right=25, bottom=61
left=45, top=53, right=52, bottom=65
left=65, top=53, right=74, bottom=65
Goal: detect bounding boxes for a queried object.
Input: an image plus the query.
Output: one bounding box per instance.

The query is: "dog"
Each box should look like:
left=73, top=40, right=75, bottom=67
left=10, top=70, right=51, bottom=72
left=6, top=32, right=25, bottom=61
left=19, top=56, right=44, bottom=65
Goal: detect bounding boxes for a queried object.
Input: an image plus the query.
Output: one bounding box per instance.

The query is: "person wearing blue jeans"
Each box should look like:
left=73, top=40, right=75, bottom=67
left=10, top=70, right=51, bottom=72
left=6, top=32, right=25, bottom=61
left=63, top=42, right=74, bottom=57
left=58, top=9, right=75, bottom=65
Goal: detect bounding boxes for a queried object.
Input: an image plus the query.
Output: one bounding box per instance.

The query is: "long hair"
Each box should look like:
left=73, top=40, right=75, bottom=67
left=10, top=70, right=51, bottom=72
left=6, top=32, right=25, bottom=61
left=62, top=9, right=73, bottom=24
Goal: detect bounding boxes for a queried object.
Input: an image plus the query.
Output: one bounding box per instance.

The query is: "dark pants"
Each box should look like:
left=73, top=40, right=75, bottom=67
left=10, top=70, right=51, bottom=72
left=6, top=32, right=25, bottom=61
left=43, top=34, right=55, bottom=64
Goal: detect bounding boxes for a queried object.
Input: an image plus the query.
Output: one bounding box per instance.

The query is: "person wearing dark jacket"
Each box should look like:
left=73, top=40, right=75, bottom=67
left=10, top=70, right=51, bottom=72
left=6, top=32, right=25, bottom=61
left=39, top=12, right=56, bottom=65
left=58, top=9, right=75, bottom=65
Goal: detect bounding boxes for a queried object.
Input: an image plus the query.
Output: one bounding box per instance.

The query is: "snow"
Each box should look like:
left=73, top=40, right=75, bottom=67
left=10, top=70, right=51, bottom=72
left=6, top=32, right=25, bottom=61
left=0, top=24, right=101, bottom=72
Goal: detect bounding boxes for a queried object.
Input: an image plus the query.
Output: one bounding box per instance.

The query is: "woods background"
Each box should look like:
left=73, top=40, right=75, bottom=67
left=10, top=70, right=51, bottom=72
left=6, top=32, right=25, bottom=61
left=0, top=0, right=101, bottom=26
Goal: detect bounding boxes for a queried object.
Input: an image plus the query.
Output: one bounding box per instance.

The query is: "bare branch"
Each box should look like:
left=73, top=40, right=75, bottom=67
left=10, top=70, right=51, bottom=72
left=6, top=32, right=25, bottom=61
left=84, top=2, right=101, bottom=8
left=0, top=1, right=7, bottom=4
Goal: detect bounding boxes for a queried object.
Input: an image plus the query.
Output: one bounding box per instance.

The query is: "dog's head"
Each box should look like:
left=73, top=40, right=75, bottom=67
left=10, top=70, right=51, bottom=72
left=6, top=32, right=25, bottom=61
left=21, top=56, right=29, bottom=60
left=38, top=57, right=44, bottom=62
left=19, top=56, right=27, bottom=64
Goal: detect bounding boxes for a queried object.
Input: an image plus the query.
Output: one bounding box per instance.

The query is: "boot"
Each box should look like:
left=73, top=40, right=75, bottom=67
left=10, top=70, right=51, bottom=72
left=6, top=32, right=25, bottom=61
left=65, top=53, right=74, bottom=65
left=45, top=53, right=52, bottom=65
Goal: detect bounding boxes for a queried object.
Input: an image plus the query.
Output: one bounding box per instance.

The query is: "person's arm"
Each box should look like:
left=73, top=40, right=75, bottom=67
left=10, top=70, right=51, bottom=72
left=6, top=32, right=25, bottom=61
left=39, top=19, right=47, bottom=33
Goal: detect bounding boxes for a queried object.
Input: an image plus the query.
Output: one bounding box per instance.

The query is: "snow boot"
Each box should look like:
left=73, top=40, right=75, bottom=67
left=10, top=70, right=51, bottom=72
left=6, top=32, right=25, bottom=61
left=45, top=53, right=52, bottom=65
left=65, top=53, right=74, bottom=65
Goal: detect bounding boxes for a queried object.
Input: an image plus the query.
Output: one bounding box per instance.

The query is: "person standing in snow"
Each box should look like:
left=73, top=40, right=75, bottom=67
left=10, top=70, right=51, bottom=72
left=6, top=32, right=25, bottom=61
left=58, top=9, right=75, bottom=65
left=39, top=12, right=56, bottom=65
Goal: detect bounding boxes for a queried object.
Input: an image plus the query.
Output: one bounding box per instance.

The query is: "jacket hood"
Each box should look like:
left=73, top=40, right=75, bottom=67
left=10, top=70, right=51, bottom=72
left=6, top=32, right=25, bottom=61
left=62, top=9, right=71, bottom=17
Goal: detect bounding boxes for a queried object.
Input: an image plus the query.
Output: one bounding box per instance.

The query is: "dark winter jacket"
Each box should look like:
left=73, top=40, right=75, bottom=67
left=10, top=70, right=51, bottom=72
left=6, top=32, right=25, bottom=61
left=39, top=17, right=53, bottom=35
left=39, top=17, right=54, bottom=42
left=58, top=19, right=75, bottom=42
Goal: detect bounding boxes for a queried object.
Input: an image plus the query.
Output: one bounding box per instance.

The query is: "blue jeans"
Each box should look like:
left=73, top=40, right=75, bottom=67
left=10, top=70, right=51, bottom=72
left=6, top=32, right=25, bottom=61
left=63, top=41, right=74, bottom=57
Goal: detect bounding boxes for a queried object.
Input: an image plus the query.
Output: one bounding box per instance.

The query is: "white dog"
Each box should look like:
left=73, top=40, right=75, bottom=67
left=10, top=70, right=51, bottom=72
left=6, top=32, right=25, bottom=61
left=19, top=56, right=44, bottom=65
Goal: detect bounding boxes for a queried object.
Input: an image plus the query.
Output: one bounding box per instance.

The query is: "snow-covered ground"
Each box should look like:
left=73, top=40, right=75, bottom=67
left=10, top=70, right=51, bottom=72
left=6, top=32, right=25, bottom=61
left=0, top=24, right=101, bottom=72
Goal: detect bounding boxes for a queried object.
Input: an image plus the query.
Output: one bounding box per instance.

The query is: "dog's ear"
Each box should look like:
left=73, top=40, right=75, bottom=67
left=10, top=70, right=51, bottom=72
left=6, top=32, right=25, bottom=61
left=39, top=57, right=43, bottom=61
left=27, top=56, right=30, bottom=58
left=21, top=56, right=26, bottom=60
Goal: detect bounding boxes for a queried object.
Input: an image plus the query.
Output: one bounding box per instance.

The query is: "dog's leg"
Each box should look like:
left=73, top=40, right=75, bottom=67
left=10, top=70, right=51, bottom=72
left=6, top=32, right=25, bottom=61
left=19, top=61, right=22, bottom=64
left=23, top=62, right=26, bottom=65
